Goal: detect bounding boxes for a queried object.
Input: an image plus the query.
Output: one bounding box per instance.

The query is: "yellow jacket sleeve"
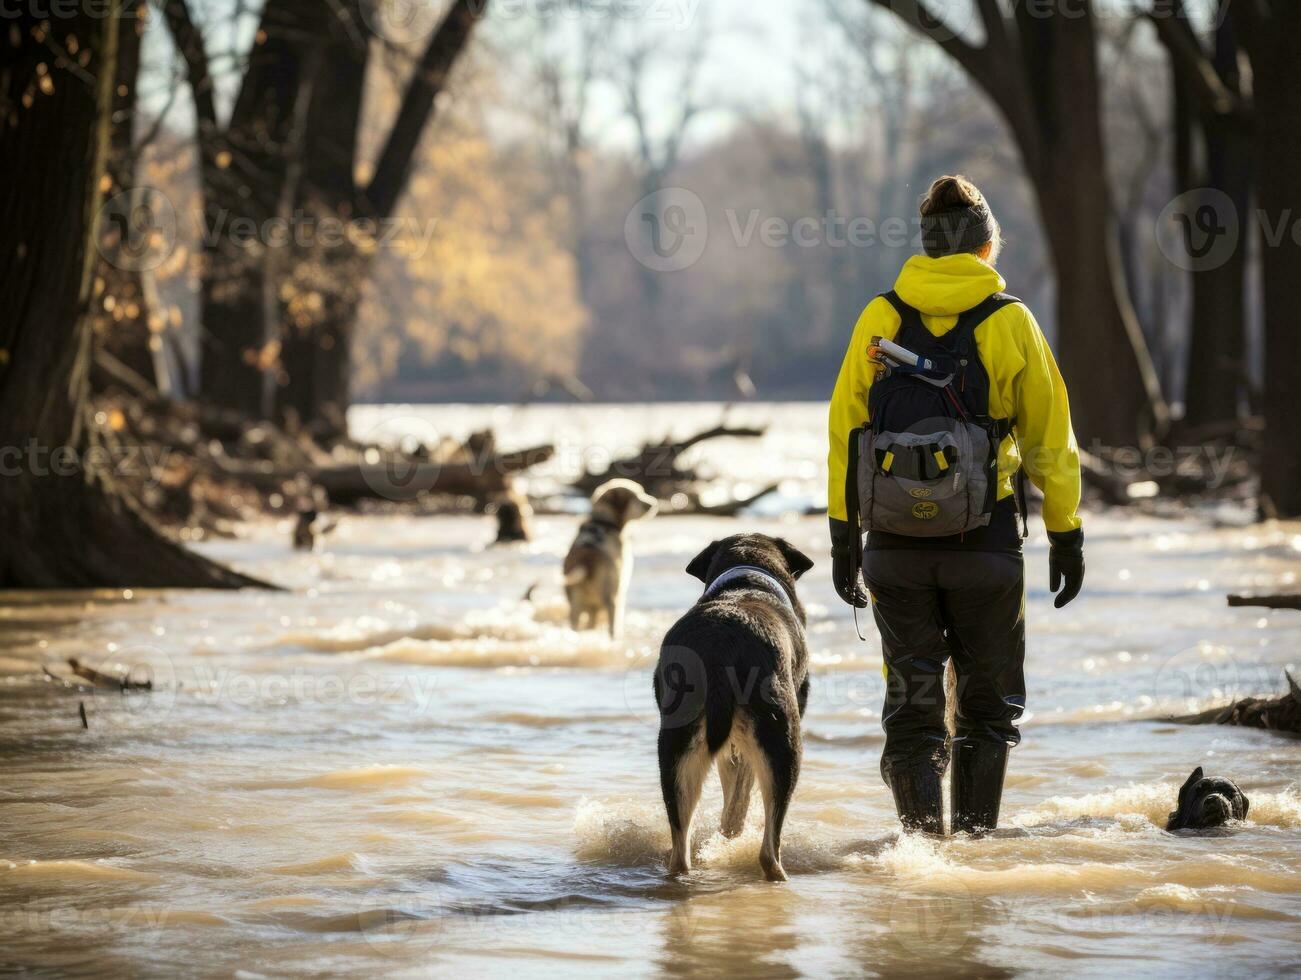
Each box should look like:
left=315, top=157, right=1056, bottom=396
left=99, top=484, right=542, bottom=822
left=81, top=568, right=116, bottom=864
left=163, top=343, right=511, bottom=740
left=1008, top=306, right=1082, bottom=533
left=827, top=298, right=893, bottom=522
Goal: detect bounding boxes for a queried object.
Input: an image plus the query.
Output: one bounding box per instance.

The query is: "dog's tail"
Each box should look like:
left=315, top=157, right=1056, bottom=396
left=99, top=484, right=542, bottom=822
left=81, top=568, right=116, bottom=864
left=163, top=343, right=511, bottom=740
left=705, top=697, right=734, bottom=755
left=562, top=567, right=588, bottom=587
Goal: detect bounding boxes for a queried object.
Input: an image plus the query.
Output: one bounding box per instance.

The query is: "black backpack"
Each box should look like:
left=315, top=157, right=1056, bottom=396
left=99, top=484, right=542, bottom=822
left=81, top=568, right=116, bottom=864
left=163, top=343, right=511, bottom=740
left=847, top=291, right=1024, bottom=537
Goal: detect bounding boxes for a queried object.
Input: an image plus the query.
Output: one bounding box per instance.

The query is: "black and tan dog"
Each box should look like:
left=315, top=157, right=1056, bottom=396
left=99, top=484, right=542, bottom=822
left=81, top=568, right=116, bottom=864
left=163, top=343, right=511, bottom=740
left=1166, top=767, right=1250, bottom=831
left=654, top=533, right=814, bottom=882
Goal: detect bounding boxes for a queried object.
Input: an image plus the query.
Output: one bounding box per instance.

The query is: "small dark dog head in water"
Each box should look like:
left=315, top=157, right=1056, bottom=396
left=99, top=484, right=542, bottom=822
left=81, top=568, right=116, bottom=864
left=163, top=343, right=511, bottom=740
left=1166, top=767, right=1249, bottom=831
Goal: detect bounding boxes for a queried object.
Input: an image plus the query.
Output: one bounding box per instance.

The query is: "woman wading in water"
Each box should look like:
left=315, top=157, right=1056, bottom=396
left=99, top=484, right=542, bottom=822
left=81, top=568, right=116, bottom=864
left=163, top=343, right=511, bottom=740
left=826, top=175, right=1085, bottom=835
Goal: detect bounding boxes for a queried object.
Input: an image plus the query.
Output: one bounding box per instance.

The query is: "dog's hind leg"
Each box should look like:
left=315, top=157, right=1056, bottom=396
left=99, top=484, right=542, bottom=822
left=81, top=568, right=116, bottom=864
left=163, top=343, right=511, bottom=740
left=604, top=584, right=621, bottom=639
left=745, top=716, right=801, bottom=882
left=717, top=749, right=754, bottom=839
left=659, top=726, right=710, bottom=877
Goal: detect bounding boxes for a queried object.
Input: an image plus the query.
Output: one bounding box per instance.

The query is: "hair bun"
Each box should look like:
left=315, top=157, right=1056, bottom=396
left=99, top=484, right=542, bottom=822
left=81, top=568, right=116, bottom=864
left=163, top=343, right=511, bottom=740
left=920, top=175, right=986, bottom=216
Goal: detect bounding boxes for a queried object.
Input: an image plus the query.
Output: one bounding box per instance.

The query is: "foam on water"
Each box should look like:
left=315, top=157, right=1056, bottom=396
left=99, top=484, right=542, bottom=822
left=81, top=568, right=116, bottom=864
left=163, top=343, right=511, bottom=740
left=241, top=766, right=430, bottom=792
left=0, top=859, right=158, bottom=884
left=1014, top=782, right=1301, bottom=830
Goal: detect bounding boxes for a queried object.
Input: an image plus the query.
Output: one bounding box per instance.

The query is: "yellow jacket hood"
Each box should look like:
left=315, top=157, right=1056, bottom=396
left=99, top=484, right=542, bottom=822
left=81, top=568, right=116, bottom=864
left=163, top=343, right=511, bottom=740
left=893, top=253, right=1006, bottom=317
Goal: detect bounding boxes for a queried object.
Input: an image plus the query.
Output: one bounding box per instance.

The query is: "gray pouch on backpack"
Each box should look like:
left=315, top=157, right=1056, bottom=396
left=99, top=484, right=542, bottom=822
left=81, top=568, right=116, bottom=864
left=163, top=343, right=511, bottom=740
left=856, top=416, right=994, bottom=537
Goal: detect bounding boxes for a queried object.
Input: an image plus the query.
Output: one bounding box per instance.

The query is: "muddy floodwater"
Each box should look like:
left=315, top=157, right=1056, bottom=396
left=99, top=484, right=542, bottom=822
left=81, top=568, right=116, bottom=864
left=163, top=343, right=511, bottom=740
left=2, top=404, right=1299, bottom=977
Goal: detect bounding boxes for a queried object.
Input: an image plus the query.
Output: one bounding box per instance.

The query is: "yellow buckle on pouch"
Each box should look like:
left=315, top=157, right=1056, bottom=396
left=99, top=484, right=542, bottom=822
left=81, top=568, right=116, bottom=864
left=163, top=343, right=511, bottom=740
left=933, top=450, right=949, bottom=473
left=881, top=451, right=895, bottom=473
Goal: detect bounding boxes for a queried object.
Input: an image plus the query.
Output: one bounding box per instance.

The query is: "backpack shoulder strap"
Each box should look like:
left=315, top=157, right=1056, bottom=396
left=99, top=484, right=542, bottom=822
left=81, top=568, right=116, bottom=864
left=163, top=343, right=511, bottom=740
left=946, top=292, right=1021, bottom=354
left=879, top=291, right=927, bottom=346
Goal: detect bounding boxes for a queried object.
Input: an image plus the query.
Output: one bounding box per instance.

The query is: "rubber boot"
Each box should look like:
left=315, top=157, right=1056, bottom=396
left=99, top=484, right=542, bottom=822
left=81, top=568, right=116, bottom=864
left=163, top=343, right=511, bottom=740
left=887, top=764, right=945, bottom=835
left=950, top=737, right=1010, bottom=835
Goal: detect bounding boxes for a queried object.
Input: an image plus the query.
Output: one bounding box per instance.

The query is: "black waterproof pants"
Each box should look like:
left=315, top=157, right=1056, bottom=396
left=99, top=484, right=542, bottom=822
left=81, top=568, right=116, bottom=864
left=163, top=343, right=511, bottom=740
left=862, top=548, right=1026, bottom=782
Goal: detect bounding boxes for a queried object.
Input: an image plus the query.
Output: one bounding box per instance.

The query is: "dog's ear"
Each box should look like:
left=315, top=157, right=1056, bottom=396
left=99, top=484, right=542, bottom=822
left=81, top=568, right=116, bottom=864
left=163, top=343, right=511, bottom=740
left=626, top=486, right=658, bottom=522
left=1177, top=767, right=1204, bottom=810
left=686, top=541, right=721, bottom=582
left=1237, top=789, right=1250, bottom=821
left=774, top=538, right=814, bottom=580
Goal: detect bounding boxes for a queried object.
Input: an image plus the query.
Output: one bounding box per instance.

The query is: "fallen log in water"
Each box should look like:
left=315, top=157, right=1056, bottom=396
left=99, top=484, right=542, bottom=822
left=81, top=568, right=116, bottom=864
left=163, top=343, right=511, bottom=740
left=66, top=657, right=153, bottom=692
left=1167, top=670, right=1301, bottom=735
left=1228, top=594, right=1301, bottom=611
left=673, top=482, right=781, bottom=516
left=573, top=423, right=766, bottom=497
left=212, top=444, right=556, bottom=505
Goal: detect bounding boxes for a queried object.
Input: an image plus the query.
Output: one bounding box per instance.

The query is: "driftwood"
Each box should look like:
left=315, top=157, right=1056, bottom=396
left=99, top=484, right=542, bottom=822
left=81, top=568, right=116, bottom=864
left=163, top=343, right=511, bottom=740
left=1078, top=450, right=1133, bottom=506
left=674, top=482, right=781, bottom=516
left=67, top=657, right=153, bottom=692
left=1228, top=594, right=1301, bottom=611
left=573, top=423, right=766, bottom=497
left=1168, top=670, right=1301, bottom=735
left=213, top=444, right=555, bottom=504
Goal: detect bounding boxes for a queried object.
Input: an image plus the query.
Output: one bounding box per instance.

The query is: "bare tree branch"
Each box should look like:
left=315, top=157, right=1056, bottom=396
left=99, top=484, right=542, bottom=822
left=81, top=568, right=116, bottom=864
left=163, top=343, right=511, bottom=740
left=1146, top=0, right=1250, bottom=120
left=976, top=0, right=1010, bottom=57
left=364, top=0, right=491, bottom=218
left=158, top=0, right=218, bottom=137
left=865, top=0, right=990, bottom=84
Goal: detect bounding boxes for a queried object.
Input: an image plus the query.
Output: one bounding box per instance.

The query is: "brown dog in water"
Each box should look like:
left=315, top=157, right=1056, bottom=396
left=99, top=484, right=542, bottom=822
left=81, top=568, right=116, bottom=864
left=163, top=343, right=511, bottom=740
left=563, top=479, right=657, bottom=637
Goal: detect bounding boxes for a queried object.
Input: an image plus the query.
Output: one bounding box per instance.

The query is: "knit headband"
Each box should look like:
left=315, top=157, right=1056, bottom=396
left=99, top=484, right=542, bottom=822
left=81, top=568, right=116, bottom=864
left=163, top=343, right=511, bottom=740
left=920, top=203, right=996, bottom=257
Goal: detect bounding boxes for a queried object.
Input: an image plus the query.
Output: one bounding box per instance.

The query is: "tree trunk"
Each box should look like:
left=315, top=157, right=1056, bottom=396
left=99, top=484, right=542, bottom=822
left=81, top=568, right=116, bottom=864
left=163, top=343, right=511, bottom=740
left=272, top=13, right=368, bottom=443
left=1181, top=125, right=1249, bottom=428
left=1014, top=7, right=1167, bottom=450
left=1246, top=14, right=1301, bottom=517
left=1157, top=3, right=1249, bottom=429
left=266, top=0, right=489, bottom=438
left=0, top=6, right=264, bottom=589
left=194, top=0, right=324, bottom=419
left=92, top=2, right=159, bottom=391
left=276, top=270, right=366, bottom=443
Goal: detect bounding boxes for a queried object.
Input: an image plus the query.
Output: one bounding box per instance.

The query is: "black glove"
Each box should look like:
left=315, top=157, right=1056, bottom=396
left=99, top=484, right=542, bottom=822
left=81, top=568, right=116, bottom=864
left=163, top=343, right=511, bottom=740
left=1048, top=528, right=1084, bottom=609
left=829, top=517, right=869, bottom=608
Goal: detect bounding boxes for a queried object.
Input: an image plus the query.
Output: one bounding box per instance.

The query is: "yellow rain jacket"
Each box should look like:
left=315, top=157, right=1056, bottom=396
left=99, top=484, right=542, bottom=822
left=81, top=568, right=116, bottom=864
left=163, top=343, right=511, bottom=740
left=827, top=253, right=1082, bottom=534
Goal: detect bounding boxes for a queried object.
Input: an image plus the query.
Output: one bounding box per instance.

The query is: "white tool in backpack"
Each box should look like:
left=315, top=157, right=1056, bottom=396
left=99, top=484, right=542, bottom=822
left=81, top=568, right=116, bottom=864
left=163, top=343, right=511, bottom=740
left=869, top=336, right=953, bottom=386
